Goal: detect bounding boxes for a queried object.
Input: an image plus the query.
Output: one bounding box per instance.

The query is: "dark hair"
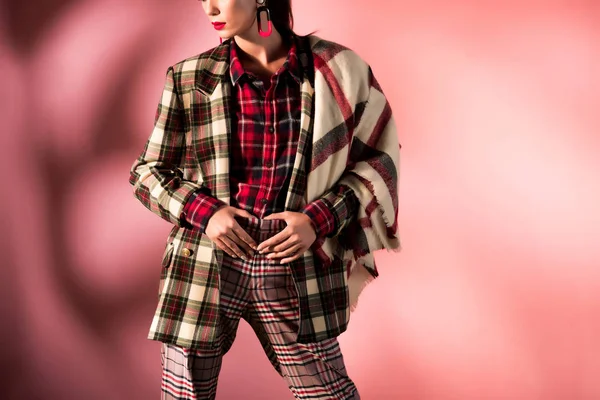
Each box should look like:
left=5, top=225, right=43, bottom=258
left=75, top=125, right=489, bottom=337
left=268, top=0, right=295, bottom=39
left=266, top=0, right=319, bottom=41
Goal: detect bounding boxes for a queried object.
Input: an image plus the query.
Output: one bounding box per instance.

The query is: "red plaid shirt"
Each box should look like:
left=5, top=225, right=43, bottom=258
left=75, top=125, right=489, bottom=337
left=183, top=36, right=358, bottom=238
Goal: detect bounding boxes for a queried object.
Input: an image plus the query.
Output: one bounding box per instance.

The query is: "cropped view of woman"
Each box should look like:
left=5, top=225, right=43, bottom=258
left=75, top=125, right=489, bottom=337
left=128, top=0, right=401, bottom=398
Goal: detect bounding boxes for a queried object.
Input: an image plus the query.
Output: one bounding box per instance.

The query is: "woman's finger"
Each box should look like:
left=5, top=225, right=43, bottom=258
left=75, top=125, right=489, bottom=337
left=279, top=247, right=306, bottom=264
left=267, top=243, right=303, bottom=260
left=231, top=223, right=257, bottom=253
left=257, top=228, right=292, bottom=253
left=272, top=234, right=302, bottom=253
left=220, top=236, right=246, bottom=259
left=215, top=238, right=237, bottom=258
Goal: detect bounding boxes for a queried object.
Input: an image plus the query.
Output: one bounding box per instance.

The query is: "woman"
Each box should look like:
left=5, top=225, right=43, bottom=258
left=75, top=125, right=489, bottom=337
left=128, top=0, right=401, bottom=398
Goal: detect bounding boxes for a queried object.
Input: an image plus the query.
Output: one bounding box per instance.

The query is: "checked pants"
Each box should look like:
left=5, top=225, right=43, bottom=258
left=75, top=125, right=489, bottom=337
left=160, top=216, right=360, bottom=400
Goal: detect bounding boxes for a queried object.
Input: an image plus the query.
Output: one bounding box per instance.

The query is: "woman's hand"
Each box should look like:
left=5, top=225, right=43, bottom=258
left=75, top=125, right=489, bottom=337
left=205, top=206, right=257, bottom=260
left=256, top=212, right=317, bottom=264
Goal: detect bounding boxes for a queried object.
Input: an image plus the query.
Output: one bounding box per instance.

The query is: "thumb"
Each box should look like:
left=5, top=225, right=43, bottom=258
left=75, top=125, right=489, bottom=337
left=264, top=212, right=286, bottom=220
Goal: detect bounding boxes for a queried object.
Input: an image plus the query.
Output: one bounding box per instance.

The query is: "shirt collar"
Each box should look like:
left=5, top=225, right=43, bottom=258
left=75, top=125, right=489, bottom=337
left=229, top=35, right=303, bottom=86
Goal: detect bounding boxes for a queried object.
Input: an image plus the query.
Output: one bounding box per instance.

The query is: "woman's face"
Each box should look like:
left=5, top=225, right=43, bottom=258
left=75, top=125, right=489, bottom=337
left=200, top=0, right=258, bottom=40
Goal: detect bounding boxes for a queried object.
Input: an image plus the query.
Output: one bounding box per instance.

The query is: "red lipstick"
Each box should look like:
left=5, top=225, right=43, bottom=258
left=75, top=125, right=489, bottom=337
left=212, top=22, right=226, bottom=30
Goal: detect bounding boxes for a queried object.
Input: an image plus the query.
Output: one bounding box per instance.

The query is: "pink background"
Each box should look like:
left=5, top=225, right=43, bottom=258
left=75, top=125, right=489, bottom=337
left=2, top=0, right=598, bottom=399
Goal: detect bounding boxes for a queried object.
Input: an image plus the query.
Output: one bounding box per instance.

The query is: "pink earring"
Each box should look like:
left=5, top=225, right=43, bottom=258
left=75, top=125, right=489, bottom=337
left=257, top=0, right=272, bottom=37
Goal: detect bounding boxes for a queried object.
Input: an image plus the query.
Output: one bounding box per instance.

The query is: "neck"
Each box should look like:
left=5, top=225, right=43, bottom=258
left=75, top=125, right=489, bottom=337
left=233, top=26, right=290, bottom=66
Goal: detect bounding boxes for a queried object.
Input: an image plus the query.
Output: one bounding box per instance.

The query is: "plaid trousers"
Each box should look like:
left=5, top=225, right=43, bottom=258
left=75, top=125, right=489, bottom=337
left=160, top=217, right=360, bottom=400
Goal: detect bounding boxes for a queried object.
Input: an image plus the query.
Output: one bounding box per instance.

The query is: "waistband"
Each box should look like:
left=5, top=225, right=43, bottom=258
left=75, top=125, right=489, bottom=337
left=234, top=215, right=288, bottom=242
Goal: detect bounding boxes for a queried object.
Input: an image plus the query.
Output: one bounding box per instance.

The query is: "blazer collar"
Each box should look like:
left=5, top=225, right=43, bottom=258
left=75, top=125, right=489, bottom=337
left=194, top=38, right=231, bottom=96
left=194, top=34, right=314, bottom=96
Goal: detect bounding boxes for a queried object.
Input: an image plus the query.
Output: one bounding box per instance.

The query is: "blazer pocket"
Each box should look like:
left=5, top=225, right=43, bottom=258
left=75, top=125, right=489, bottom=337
left=161, top=242, right=175, bottom=268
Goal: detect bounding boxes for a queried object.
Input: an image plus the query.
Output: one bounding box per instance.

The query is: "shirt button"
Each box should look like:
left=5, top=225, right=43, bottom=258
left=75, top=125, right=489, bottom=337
left=260, top=199, right=268, bottom=205
left=268, top=126, right=275, bottom=133
left=265, top=162, right=273, bottom=168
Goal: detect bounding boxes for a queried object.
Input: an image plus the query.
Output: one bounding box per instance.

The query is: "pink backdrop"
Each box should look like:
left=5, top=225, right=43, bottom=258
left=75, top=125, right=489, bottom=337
left=2, top=0, right=598, bottom=399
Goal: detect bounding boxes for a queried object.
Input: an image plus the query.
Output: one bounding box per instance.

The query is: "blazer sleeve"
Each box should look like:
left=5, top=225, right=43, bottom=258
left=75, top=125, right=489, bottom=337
left=128, top=66, right=206, bottom=227
left=300, top=184, right=359, bottom=238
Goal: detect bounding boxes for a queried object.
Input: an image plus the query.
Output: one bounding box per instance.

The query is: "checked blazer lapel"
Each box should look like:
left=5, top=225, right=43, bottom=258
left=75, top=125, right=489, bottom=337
left=282, top=35, right=316, bottom=212
left=283, top=72, right=315, bottom=212
left=190, top=42, right=233, bottom=207
left=196, top=81, right=233, bottom=206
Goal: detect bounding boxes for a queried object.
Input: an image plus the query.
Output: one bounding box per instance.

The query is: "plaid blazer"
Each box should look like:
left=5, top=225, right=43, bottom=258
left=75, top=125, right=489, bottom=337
left=129, top=34, right=401, bottom=349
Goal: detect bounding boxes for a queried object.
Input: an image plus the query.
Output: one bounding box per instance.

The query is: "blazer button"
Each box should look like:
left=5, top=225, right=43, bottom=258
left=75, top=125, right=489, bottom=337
left=182, top=248, right=192, bottom=257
